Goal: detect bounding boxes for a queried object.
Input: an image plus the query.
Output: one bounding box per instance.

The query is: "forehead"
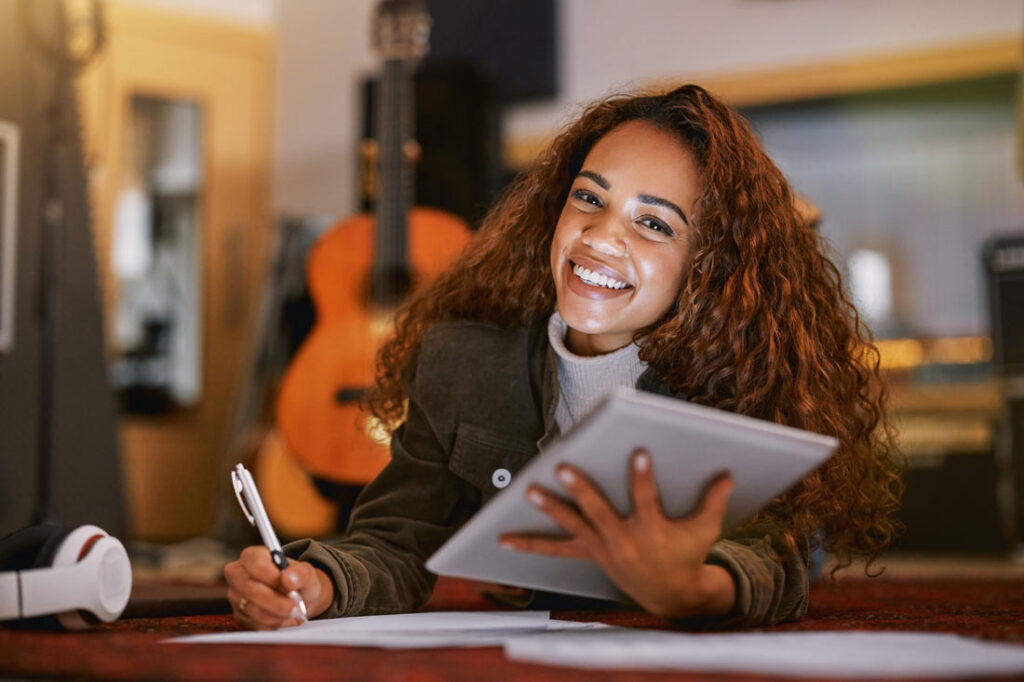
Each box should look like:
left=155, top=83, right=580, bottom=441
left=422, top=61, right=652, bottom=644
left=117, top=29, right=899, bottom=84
left=581, top=120, right=700, bottom=204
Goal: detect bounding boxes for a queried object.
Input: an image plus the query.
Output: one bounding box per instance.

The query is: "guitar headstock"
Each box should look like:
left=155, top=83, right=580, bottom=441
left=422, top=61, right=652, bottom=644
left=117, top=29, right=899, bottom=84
left=373, top=0, right=431, bottom=62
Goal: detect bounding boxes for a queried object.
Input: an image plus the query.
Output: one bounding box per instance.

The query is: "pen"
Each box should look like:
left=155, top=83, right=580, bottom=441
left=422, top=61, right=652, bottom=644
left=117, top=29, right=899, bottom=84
left=231, top=463, right=309, bottom=622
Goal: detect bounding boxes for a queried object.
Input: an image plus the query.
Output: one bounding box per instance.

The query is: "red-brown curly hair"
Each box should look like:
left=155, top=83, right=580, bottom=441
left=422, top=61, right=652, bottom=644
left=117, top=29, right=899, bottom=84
left=366, top=83, right=903, bottom=571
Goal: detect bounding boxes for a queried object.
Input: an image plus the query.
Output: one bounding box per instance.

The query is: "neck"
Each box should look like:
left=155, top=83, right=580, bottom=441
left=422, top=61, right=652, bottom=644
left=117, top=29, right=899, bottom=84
left=564, top=328, right=635, bottom=357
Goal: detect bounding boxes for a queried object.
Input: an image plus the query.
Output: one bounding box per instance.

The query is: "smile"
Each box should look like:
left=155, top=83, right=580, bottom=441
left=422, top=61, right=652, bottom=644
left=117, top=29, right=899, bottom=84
left=572, top=262, right=631, bottom=290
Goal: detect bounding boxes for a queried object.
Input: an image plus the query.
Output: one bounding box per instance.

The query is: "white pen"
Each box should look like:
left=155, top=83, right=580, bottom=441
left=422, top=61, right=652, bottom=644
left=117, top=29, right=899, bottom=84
left=231, top=463, right=309, bottom=622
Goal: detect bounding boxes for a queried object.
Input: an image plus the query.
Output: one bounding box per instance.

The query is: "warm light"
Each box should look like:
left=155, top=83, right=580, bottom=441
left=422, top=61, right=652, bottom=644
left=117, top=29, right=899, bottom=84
left=876, top=339, right=924, bottom=370
left=875, top=336, right=992, bottom=370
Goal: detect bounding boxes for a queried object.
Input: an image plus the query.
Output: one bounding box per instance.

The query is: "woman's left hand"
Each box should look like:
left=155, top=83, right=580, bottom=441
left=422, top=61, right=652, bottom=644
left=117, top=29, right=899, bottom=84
left=499, top=449, right=736, bottom=619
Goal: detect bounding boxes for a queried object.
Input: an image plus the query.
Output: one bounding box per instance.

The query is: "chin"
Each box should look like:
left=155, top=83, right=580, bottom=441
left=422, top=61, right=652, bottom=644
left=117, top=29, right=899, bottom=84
left=557, top=305, right=612, bottom=335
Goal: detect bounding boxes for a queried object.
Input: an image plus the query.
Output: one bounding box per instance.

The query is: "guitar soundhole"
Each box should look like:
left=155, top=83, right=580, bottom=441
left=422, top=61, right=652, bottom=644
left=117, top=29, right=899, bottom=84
left=368, top=265, right=414, bottom=308
left=335, top=387, right=367, bottom=404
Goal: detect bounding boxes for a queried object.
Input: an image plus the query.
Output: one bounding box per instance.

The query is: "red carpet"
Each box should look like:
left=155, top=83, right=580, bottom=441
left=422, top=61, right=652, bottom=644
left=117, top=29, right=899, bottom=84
left=1, top=576, right=1022, bottom=681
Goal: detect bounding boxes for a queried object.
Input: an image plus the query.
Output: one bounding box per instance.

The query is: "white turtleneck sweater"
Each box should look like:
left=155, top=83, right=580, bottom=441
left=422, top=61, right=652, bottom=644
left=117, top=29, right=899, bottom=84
left=547, top=312, right=648, bottom=433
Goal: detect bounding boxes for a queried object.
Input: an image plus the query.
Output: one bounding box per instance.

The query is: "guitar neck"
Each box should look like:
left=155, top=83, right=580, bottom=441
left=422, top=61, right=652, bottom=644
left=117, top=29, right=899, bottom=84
left=373, top=58, right=413, bottom=275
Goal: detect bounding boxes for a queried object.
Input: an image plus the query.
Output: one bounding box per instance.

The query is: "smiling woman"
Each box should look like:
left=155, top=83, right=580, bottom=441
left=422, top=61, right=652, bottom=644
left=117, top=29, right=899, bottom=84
left=224, top=84, right=903, bottom=630
left=550, top=120, right=698, bottom=356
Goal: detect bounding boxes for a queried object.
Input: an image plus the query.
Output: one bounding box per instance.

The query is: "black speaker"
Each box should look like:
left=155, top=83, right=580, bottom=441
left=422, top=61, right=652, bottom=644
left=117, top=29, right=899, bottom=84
left=984, top=234, right=1024, bottom=547
left=360, top=64, right=507, bottom=229
left=1001, top=397, right=1024, bottom=545
left=894, top=451, right=1008, bottom=553
left=985, top=235, right=1024, bottom=377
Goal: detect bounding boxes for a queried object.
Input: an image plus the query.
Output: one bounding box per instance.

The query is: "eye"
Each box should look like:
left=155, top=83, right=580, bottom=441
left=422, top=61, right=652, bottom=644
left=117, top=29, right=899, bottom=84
left=637, top=215, right=675, bottom=238
left=571, top=188, right=602, bottom=208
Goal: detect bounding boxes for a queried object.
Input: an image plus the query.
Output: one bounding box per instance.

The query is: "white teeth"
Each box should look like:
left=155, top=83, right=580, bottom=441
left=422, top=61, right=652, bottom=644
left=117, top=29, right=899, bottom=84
left=572, top=263, right=628, bottom=290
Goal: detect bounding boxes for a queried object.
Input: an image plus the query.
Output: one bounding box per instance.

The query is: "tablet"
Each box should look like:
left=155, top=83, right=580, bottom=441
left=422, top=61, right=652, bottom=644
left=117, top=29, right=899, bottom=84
left=426, top=387, right=838, bottom=602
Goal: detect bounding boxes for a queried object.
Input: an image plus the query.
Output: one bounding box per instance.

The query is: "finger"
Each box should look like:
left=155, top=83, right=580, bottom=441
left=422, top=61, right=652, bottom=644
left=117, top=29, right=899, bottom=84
left=228, top=586, right=276, bottom=630
left=525, top=484, right=605, bottom=552
left=629, top=449, right=664, bottom=520
left=280, top=561, right=322, bottom=607
left=239, top=545, right=287, bottom=586
left=237, top=545, right=313, bottom=605
left=232, top=605, right=259, bottom=630
left=689, top=473, right=735, bottom=538
left=554, top=465, right=624, bottom=540
left=499, top=532, right=592, bottom=561
left=227, top=553, right=307, bottom=627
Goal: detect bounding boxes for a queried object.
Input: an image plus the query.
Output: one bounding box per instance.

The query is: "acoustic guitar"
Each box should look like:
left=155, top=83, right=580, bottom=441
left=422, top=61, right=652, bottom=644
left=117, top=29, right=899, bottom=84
left=275, top=0, right=471, bottom=487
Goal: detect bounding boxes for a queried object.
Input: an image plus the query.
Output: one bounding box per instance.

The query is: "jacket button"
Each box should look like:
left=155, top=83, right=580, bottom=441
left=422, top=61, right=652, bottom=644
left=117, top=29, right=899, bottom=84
left=491, top=468, right=512, bottom=489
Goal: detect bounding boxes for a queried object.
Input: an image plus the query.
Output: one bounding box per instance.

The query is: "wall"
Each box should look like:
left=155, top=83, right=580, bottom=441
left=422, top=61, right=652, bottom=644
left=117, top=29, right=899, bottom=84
left=747, top=77, right=1024, bottom=339
left=511, top=0, right=1022, bottom=136
left=114, top=0, right=275, bottom=25
left=273, top=0, right=1022, bottom=219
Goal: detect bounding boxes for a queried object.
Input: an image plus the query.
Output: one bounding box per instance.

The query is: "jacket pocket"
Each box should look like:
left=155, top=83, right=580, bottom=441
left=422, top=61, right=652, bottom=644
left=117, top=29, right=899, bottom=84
left=448, top=422, right=536, bottom=501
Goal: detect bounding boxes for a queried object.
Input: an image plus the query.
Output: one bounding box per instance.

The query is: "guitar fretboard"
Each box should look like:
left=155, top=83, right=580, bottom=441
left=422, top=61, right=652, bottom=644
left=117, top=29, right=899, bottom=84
left=371, top=58, right=414, bottom=306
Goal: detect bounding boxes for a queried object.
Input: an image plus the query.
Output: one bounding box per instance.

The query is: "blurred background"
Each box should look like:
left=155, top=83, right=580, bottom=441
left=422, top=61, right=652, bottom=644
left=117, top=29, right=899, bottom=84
left=0, top=0, right=1022, bottom=579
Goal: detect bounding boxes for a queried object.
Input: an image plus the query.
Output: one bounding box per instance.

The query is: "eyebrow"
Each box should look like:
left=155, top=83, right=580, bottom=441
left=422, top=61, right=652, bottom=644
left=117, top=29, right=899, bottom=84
left=638, top=194, right=689, bottom=226
left=578, top=170, right=609, bottom=189
left=576, top=170, right=690, bottom=226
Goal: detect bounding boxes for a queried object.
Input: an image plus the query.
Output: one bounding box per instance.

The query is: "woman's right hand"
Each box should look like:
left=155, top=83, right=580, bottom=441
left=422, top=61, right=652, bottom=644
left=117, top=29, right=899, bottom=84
left=223, top=546, right=334, bottom=629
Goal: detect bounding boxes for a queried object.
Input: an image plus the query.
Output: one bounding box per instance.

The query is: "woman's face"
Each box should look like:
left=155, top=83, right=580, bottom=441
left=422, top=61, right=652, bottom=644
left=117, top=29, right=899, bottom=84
left=550, top=119, right=701, bottom=356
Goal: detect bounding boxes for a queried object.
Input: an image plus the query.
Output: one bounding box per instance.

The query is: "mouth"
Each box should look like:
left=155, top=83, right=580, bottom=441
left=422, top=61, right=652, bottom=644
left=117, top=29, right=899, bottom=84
left=569, top=259, right=633, bottom=291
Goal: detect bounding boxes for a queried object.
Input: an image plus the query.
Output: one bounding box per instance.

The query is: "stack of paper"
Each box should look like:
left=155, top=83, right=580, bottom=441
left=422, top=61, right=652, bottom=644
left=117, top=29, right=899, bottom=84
left=174, top=611, right=606, bottom=649
left=505, top=629, right=1024, bottom=678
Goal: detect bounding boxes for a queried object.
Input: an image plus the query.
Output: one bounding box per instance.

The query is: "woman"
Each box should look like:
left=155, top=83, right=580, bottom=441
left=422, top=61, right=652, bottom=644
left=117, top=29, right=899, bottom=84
left=225, top=84, right=902, bottom=629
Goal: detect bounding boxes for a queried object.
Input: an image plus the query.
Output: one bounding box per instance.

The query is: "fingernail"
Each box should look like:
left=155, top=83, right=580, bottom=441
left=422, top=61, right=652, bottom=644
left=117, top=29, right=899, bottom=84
left=285, top=572, right=300, bottom=588
left=634, top=452, right=650, bottom=472
left=527, top=489, right=546, bottom=507
left=290, top=606, right=305, bottom=621
left=499, top=540, right=516, bottom=550
left=556, top=467, right=576, bottom=486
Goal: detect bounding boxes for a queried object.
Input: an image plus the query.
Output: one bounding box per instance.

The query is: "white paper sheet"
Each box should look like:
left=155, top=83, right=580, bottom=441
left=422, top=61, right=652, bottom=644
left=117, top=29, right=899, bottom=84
left=172, top=610, right=607, bottom=649
left=503, top=629, right=1024, bottom=679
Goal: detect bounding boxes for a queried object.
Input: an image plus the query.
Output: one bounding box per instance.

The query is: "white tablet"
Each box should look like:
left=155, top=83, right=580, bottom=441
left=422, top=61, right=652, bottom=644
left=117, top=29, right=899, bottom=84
left=426, top=387, right=838, bottom=602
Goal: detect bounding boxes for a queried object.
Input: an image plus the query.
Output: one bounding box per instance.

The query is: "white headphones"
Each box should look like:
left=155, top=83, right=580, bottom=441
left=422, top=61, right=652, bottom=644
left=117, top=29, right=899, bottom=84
left=0, top=523, right=132, bottom=630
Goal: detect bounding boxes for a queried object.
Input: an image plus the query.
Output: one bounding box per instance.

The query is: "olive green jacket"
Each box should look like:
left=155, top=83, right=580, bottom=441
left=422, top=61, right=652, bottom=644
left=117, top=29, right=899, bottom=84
left=285, top=319, right=810, bottom=626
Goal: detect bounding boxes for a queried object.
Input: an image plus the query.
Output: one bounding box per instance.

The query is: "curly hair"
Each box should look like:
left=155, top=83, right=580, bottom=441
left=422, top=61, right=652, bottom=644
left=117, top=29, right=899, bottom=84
left=365, top=83, right=903, bottom=571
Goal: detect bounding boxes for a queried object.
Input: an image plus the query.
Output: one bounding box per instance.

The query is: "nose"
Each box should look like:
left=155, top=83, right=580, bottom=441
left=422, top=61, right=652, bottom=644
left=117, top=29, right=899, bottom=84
left=581, top=214, right=628, bottom=258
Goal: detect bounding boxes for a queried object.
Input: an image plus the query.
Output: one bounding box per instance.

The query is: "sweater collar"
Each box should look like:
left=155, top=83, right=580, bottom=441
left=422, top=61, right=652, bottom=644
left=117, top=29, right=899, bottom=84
left=530, top=314, right=682, bottom=448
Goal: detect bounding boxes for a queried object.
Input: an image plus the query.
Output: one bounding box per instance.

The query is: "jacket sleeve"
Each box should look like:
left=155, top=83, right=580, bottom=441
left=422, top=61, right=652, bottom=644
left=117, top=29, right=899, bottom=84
left=284, top=365, right=480, bottom=618
left=703, top=523, right=810, bottom=627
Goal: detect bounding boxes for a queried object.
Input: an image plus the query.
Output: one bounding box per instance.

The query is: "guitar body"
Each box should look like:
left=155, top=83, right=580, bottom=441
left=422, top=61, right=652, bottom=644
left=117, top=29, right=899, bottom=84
left=254, top=427, right=339, bottom=539
left=275, top=206, right=471, bottom=484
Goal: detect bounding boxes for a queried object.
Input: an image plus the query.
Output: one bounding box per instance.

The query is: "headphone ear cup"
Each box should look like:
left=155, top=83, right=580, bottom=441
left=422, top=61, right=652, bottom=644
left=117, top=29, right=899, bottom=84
left=0, top=523, right=68, bottom=571
left=49, top=525, right=125, bottom=630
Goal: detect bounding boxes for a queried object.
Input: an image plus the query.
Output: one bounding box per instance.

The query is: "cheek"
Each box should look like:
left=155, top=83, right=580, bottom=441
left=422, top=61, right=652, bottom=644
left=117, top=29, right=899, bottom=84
left=637, top=247, right=689, bottom=307
left=549, top=211, right=575, bottom=269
